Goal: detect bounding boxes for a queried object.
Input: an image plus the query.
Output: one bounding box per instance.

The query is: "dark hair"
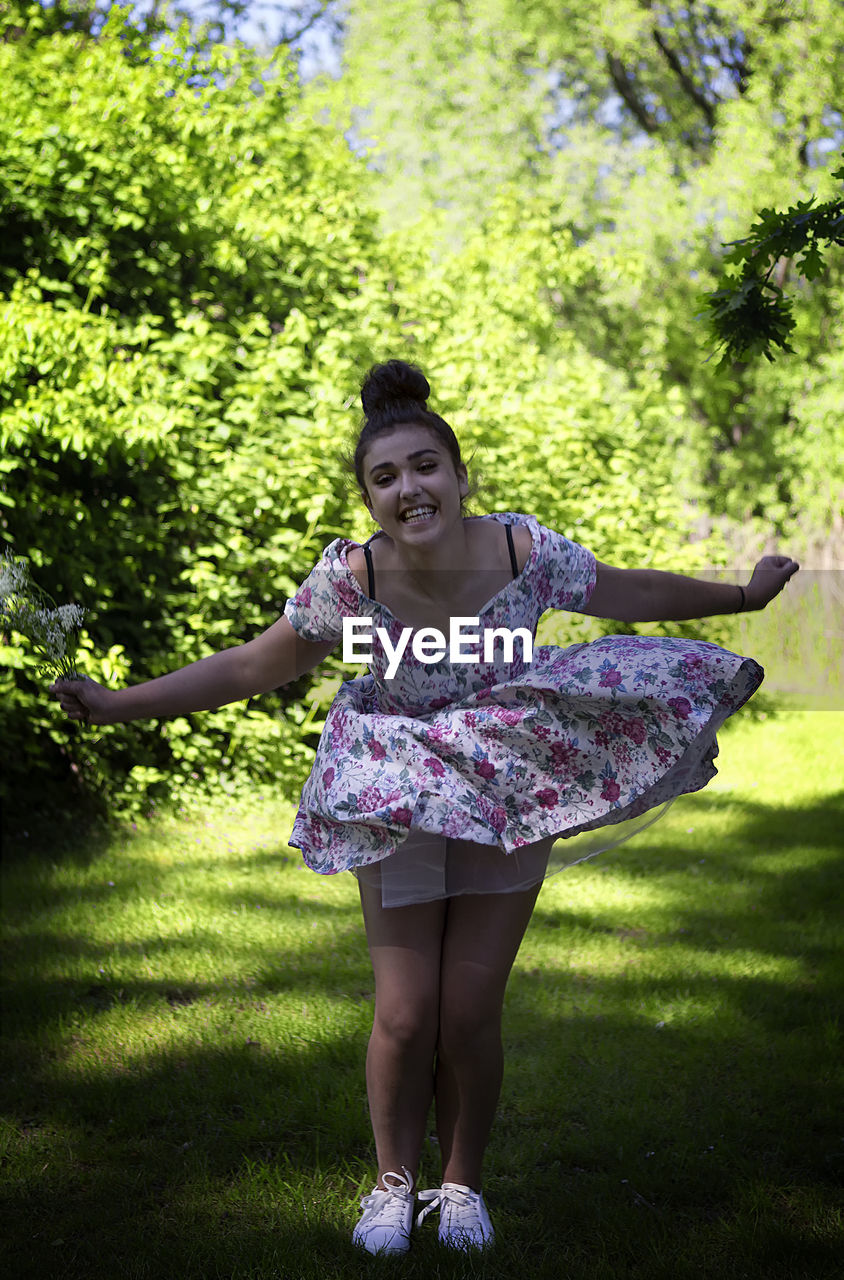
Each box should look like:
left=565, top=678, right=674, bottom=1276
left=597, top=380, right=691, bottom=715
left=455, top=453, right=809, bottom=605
left=352, top=360, right=473, bottom=503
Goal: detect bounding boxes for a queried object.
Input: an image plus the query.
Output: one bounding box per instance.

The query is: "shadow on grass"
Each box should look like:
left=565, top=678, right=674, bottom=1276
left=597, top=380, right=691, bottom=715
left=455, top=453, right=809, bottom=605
left=1, top=790, right=843, bottom=1278
left=534, top=788, right=844, bottom=986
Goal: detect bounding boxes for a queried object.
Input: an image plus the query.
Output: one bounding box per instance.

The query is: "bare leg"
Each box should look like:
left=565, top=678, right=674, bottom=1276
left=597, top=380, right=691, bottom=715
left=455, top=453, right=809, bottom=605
left=358, top=878, right=447, bottom=1186
left=434, top=854, right=546, bottom=1189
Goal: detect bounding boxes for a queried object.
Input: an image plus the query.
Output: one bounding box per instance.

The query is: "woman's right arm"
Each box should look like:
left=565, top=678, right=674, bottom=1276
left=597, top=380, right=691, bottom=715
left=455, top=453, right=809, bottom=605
left=49, top=617, right=338, bottom=726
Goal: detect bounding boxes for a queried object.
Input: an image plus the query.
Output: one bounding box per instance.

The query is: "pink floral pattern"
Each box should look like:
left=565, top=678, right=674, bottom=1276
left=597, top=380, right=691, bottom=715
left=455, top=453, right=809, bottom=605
left=283, top=513, right=763, bottom=876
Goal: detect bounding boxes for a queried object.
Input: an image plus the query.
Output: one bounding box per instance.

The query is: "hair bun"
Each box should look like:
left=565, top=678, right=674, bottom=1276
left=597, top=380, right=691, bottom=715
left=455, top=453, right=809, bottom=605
left=361, top=360, right=430, bottom=417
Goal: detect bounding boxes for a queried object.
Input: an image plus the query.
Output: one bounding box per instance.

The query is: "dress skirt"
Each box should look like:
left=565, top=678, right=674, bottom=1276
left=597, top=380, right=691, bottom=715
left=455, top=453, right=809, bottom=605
left=288, top=635, right=764, bottom=908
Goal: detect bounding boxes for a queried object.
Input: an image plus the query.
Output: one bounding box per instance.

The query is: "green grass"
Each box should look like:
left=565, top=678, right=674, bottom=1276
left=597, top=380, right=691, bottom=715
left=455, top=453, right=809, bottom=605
left=2, top=710, right=843, bottom=1279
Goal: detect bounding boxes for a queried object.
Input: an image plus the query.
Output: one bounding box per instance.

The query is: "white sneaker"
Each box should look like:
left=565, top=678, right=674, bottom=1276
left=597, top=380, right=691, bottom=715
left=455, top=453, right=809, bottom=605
left=352, top=1167, right=415, bottom=1255
left=416, top=1181, right=495, bottom=1250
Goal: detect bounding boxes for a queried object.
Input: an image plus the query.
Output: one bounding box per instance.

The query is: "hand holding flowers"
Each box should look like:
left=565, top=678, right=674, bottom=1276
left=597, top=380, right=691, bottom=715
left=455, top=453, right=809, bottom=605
left=49, top=672, right=117, bottom=725
left=0, top=548, right=110, bottom=723
left=1, top=549, right=86, bottom=680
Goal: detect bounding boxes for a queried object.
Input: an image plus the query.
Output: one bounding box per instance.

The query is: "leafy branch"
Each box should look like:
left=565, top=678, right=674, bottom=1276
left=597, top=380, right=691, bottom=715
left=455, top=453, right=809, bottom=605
left=705, top=158, right=844, bottom=363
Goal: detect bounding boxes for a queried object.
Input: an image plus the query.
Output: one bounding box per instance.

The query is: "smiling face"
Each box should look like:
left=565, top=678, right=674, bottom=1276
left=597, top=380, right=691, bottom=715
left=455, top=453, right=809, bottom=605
left=360, top=423, right=469, bottom=543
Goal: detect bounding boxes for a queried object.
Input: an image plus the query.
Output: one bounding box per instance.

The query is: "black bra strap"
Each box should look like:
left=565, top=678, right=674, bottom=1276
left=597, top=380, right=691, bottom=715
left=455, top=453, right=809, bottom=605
left=505, top=523, right=519, bottom=577
left=363, top=524, right=517, bottom=601
left=362, top=541, right=376, bottom=599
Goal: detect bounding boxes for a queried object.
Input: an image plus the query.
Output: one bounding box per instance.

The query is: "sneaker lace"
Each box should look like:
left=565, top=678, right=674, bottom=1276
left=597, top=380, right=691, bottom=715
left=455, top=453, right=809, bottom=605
left=415, top=1182, right=476, bottom=1228
left=359, top=1167, right=414, bottom=1222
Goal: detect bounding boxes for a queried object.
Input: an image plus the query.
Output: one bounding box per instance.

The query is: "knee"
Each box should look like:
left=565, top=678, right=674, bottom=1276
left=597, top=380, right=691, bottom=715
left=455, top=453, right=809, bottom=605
left=373, top=997, right=438, bottom=1052
left=437, top=992, right=502, bottom=1060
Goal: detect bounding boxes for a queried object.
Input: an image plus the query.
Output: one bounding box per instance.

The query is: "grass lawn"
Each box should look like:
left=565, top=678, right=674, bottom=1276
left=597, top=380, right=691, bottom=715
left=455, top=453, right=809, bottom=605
left=2, top=710, right=842, bottom=1279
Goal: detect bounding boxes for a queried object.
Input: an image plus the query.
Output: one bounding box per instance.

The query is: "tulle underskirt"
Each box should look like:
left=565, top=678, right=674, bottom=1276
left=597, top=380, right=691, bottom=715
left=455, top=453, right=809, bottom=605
left=352, top=710, right=726, bottom=907
left=352, top=797, right=677, bottom=908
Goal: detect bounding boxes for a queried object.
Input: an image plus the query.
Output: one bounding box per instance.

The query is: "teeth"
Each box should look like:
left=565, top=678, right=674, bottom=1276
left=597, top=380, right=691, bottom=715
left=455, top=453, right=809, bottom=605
left=402, top=507, right=436, bottom=523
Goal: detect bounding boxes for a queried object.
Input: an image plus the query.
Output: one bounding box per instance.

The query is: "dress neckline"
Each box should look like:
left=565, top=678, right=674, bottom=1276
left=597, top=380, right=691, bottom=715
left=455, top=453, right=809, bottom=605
left=337, top=513, right=539, bottom=631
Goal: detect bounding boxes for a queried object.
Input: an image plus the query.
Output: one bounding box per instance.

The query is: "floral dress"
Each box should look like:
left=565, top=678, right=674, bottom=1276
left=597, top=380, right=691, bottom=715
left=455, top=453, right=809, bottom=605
left=283, top=512, right=763, bottom=906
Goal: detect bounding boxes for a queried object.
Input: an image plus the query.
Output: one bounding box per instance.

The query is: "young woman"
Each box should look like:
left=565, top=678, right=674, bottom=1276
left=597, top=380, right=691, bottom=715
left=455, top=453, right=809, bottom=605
left=51, top=360, right=798, bottom=1256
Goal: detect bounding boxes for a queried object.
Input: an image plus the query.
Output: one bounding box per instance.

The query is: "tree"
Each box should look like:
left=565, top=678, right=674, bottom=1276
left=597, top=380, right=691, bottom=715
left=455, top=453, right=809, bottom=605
left=312, top=0, right=844, bottom=536
left=1, top=1, right=343, bottom=66
left=0, top=4, right=395, bottom=815
left=318, top=0, right=844, bottom=226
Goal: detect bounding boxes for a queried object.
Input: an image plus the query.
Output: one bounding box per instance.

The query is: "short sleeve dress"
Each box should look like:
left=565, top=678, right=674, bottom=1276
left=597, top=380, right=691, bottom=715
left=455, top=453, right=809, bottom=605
left=283, top=512, right=763, bottom=907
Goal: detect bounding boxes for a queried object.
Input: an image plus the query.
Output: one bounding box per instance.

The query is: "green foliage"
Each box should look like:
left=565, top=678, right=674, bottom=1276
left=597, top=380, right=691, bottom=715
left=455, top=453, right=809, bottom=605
left=325, top=0, right=844, bottom=220
left=6, top=3, right=839, bottom=822
left=0, top=6, right=391, bottom=816
left=370, top=192, right=705, bottom=592
left=706, top=159, right=844, bottom=362
left=311, top=0, right=550, bottom=233
left=0, top=0, right=320, bottom=47
left=318, top=1, right=844, bottom=536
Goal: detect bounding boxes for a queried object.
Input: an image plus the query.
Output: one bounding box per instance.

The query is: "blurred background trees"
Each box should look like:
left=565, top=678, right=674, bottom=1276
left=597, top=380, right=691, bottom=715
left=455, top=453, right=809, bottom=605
left=321, top=0, right=843, bottom=530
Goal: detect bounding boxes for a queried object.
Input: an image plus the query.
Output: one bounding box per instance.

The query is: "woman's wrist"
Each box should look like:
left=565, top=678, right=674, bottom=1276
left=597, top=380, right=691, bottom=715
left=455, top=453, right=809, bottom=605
left=735, top=584, right=746, bottom=613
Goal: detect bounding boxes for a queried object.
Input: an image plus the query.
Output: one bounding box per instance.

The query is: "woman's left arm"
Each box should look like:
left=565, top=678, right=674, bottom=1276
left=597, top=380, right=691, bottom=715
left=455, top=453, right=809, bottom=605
left=583, top=555, right=800, bottom=622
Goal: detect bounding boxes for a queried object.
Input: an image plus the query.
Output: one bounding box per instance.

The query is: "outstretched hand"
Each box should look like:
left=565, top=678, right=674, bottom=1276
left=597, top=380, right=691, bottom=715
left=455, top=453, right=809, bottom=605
left=49, top=676, right=116, bottom=726
left=745, top=555, right=800, bottom=611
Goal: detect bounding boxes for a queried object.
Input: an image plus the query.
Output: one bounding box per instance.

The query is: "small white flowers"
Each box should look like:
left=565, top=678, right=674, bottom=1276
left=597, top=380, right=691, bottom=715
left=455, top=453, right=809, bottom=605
left=0, top=553, right=29, bottom=600
left=0, top=549, right=87, bottom=680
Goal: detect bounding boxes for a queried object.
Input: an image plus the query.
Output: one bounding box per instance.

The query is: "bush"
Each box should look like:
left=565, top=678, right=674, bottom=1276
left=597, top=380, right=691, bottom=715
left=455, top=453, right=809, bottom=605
left=0, top=7, right=391, bottom=818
